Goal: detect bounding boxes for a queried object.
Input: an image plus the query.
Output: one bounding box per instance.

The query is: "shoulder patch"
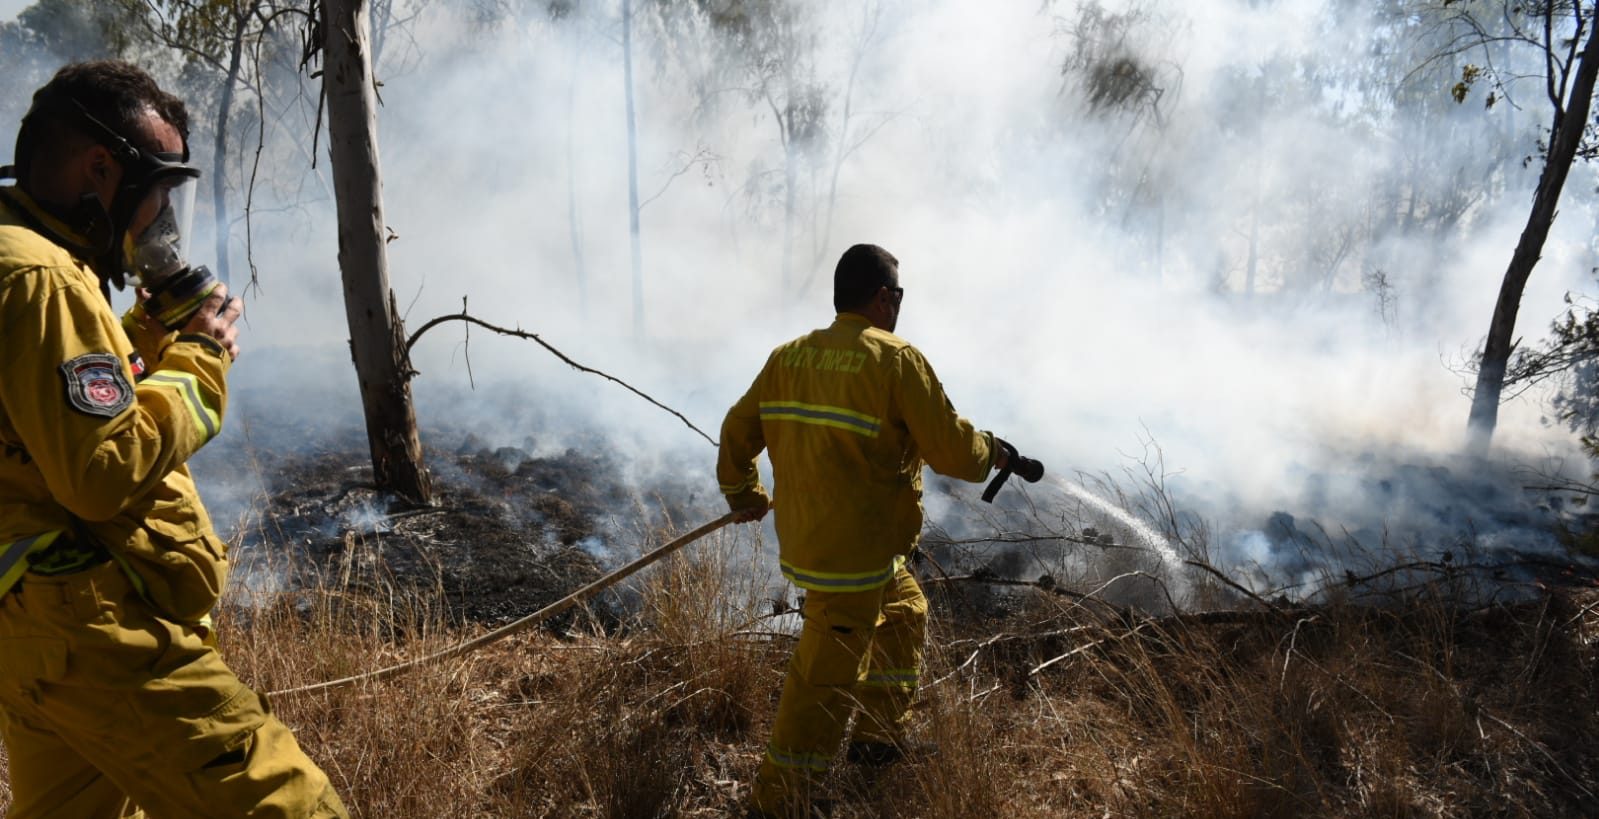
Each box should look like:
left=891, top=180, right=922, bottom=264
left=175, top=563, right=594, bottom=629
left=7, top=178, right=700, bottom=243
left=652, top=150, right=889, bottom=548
left=60, top=353, right=134, bottom=418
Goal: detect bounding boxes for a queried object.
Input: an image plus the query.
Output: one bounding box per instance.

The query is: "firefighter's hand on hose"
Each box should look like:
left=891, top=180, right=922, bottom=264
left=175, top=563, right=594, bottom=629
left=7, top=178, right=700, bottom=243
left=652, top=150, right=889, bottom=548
left=984, top=438, right=1045, bottom=503
left=182, top=284, right=243, bottom=361
left=730, top=498, right=769, bottom=523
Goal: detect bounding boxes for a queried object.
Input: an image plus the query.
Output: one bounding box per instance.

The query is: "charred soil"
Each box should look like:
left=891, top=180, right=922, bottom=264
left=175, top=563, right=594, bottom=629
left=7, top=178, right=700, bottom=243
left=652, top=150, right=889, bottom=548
left=238, top=437, right=675, bottom=627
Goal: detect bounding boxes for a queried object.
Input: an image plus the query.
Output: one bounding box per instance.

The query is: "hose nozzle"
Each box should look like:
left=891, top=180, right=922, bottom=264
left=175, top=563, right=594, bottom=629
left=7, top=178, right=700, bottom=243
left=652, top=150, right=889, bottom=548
left=982, top=438, right=1044, bottom=503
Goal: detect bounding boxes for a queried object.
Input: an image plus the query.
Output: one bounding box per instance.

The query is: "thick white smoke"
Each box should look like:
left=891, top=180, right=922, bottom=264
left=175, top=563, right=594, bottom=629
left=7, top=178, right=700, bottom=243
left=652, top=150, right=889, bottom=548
left=10, top=0, right=1598, bottom=590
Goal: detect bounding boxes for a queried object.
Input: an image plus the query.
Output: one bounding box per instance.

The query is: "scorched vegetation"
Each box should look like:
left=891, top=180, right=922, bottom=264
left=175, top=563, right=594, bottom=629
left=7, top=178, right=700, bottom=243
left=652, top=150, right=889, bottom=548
left=5, top=444, right=1595, bottom=818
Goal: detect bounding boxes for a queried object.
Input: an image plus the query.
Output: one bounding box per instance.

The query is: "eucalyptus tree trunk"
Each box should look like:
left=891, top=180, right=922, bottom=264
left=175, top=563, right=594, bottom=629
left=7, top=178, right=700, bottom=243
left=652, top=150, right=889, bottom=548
left=211, top=3, right=248, bottom=285
left=321, top=0, right=432, bottom=503
left=1466, top=7, right=1599, bottom=454
left=623, top=0, right=644, bottom=339
left=780, top=125, right=797, bottom=294
left=567, top=43, right=587, bottom=314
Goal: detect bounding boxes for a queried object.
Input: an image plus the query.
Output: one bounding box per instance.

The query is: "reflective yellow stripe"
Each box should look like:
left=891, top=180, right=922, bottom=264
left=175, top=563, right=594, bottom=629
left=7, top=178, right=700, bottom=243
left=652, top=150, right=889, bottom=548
left=766, top=744, right=830, bottom=772
left=0, top=534, right=164, bottom=619
left=780, top=555, right=905, bottom=592
left=142, top=371, right=220, bottom=441
left=861, top=668, right=919, bottom=689
left=720, top=472, right=757, bottom=495
left=0, top=530, right=64, bottom=597
left=758, top=401, right=881, bottom=438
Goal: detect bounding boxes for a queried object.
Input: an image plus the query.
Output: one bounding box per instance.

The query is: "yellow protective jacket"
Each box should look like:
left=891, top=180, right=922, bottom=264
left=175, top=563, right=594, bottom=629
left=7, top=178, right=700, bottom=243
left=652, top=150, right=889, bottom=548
left=719, top=312, right=995, bottom=592
left=0, top=187, right=231, bottom=623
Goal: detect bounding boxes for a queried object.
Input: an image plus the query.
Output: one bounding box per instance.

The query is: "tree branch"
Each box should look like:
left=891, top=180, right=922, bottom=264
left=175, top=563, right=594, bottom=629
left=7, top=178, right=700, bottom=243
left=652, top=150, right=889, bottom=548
left=405, top=310, right=718, bottom=446
left=638, top=147, right=718, bottom=211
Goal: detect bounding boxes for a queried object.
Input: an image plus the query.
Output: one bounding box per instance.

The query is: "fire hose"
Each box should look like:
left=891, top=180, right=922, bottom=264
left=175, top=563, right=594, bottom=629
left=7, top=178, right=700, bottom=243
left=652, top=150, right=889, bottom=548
left=268, top=512, right=737, bottom=697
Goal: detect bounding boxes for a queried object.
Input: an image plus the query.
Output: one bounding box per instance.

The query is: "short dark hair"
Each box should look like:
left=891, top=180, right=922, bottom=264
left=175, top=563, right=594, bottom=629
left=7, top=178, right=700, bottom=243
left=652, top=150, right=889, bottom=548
left=15, top=60, right=190, bottom=183
left=833, top=243, right=899, bottom=312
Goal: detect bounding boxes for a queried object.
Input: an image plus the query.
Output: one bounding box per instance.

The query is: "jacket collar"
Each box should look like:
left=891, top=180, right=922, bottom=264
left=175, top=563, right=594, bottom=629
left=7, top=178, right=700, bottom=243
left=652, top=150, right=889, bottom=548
left=833, top=312, right=874, bottom=328
left=0, top=186, right=98, bottom=260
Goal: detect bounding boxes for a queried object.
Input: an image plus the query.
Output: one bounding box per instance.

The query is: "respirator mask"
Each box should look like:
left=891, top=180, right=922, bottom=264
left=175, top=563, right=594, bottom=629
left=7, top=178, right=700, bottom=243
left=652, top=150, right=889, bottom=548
left=126, top=174, right=220, bottom=328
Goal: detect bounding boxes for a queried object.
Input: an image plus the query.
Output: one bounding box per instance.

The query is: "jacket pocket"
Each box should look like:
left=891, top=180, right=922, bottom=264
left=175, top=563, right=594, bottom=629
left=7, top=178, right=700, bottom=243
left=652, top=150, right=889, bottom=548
left=132, top=509, right=229, bottom=624
left=90, top=491, right=229, bottom=624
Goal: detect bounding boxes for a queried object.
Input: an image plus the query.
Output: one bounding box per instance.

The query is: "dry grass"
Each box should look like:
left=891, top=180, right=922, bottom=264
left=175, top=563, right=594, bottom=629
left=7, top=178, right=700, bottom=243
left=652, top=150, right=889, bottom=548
left=3, top=523, right=1598, bottom=817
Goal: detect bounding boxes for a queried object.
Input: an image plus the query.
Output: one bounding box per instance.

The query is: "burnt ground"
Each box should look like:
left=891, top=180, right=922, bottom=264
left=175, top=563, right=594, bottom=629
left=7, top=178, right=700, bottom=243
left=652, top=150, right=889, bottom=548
left=207, top=374, right=1599, bottom=635
left=224, top=438, right=1599, bottom=635
left=230, top=434, right=697, bottom=628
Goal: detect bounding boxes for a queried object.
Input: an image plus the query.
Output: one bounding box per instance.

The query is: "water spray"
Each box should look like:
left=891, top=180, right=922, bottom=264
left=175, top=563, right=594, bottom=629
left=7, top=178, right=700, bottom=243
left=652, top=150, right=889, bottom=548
left=978, top=438, right=1191, bottom=599
left=1049, top=475, right=1191, bottom=599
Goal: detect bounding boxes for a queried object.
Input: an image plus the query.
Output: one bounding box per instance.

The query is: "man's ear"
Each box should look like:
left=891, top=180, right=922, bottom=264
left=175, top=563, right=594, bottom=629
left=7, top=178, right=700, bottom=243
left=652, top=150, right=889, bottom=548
left=84, top=144, right=117, bottom=187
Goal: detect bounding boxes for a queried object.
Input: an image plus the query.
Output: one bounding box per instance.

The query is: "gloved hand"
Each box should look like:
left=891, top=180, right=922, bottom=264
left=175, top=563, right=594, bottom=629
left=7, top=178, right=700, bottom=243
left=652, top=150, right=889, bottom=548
left=730, top=500, right=769, bottom=523
left=983, top=438, right=1045, bottom=502
left=728, top=487, right=770, bottom=523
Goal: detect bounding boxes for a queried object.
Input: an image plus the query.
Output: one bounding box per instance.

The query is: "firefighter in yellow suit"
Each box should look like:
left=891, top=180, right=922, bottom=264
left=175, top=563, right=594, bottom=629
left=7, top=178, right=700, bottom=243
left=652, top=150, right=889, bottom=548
left=0, top=62, right=347, bottom=817
left=719, top=243, right=1018, bottom=817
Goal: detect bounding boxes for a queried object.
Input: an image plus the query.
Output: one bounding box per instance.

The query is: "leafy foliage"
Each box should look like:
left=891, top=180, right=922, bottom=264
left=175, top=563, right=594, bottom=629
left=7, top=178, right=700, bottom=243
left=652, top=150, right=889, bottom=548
left=3, top=0, right=148, bottom=62
left=1507, top=280, right=1599, bottom=454
left=1059, top=0, right=1172, bottom=119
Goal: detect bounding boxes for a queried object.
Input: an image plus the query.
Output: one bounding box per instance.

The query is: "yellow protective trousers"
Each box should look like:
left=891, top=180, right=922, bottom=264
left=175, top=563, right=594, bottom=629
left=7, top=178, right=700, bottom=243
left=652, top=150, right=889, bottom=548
left=0, top=562, right=348, bottom=819
left=753, top=566, right=927, bottom=814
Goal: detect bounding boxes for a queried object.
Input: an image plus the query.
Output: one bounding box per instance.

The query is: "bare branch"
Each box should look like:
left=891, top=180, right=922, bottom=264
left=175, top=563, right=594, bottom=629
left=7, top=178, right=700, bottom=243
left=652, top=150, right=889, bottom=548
left=1184, top=559, right=1288, bottom=615
left=638, top=147, right=718, bottom=211
left=405, top=310, right=718, bottom=446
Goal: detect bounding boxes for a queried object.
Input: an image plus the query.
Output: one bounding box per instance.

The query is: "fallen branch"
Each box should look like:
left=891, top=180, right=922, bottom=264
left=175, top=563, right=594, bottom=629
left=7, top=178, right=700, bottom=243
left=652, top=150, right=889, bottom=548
left=926, top=572, right=1320, bottom=627
left=1028, top=635, right=1116, bottom=676
left=924, top=572, right=1126, bottom=619
left=1564, top=597, right=1599, bottom=628
left=923, top=532, right=1140, bottom=550
left=1185, top=559, right=1288, bottom=615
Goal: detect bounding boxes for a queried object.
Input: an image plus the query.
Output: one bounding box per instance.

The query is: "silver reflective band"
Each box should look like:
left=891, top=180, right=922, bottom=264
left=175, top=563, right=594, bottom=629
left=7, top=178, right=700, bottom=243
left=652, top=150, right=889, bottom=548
left=766, top=744, right=829, bottom=772
left=758, top=401, right=882, bottom=438
left=142, top=371, right=220, bottom=440
left=780, top=558, right=901, bottom=592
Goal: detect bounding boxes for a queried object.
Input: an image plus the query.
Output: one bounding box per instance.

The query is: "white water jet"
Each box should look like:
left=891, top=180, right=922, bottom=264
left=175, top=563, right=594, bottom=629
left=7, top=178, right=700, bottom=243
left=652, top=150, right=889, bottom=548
left=1046, top=475, right=1192, bottom=601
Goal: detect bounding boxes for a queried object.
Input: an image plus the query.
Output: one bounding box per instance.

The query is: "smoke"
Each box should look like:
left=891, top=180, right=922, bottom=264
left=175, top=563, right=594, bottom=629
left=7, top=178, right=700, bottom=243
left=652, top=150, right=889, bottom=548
left=8, top=0, right=1598, bottom=593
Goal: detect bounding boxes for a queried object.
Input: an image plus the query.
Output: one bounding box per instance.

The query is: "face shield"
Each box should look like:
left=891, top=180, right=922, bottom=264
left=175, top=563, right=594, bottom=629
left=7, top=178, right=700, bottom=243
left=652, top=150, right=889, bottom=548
left=127, top=172, right=199, bottom=289
left=126, top=168, right=220, bottom=329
